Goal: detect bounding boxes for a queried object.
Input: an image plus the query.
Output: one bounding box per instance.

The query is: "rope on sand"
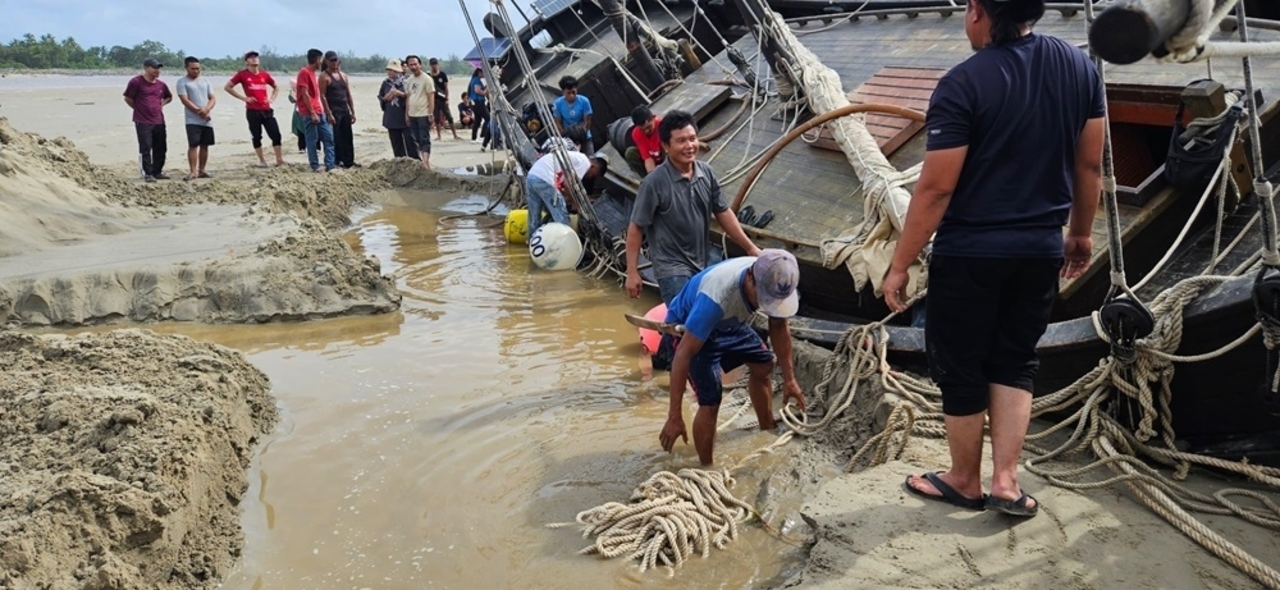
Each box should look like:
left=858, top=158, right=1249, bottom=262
left=547, top=468, right=754, bottom=573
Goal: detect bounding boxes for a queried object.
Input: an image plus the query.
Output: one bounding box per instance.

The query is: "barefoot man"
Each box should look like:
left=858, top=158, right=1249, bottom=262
left=658, top=250, right=806, bottom=466
left=175, top=56, right=216, bottom=181
left=225, top=50, right=284, bottom=167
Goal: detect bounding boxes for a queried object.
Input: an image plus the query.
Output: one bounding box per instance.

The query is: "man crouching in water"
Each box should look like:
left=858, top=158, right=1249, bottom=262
left=659, top=249, right=807, bottom=465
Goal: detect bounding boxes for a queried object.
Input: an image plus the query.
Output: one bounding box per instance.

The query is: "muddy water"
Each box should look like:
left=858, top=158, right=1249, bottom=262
left=145, top=189, right=807, bottom=589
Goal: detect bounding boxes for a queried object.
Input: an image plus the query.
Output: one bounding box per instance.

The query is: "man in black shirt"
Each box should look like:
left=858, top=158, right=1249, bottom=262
left=883, top=0, right=1105, bottom=518
left=429, top=58, right=460, bottom=141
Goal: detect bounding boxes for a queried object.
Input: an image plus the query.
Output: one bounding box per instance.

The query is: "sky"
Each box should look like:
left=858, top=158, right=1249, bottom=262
left=0, top=0, right=534, bottom=60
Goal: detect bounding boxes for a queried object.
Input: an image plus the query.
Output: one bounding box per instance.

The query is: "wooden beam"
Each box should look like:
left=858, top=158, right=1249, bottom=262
left=1107, top=100, right=1184, bottom=127
left=1089, top=0, right=1193, bottom=64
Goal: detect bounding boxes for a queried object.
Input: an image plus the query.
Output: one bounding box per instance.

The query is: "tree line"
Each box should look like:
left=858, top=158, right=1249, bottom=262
left=0, top=34, right=475, bottom=76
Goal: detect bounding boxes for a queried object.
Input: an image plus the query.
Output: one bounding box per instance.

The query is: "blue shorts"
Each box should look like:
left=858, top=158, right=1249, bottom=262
left=662, top=323, right=774, bottom=406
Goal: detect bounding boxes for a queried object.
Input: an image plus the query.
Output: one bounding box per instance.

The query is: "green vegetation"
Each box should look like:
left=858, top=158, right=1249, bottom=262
left=0, top=34, right=475, bottom=76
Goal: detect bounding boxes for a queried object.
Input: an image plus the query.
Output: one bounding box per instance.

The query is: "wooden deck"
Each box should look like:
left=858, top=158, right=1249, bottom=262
left=804, top=66, right=939, bottom=155
left=593, top=6, right=1280, bottom=312
left=503, top=2, right=1280, bottom=317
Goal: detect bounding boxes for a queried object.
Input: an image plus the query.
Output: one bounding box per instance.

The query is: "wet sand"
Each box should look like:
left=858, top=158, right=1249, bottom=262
left=2, top=76, right=1279, bottom=590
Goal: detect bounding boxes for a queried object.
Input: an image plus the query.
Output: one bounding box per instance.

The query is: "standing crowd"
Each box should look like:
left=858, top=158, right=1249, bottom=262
left=123, top=50, right=490, bottom=179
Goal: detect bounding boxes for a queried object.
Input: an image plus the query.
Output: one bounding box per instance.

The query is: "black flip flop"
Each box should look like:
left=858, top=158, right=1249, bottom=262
left=985, top=492, right=1039, bottom=517
left=903, top=472, right=986, bottom=511
left=737, top=205, right=755, bottom=224
left=753, top=209, right=775, bottom=229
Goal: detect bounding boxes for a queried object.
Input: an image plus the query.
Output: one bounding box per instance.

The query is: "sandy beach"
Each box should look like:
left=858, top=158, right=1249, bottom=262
left=0, top=73, right=501, bottom=175
left=2, top=74, right=1279, bottom=590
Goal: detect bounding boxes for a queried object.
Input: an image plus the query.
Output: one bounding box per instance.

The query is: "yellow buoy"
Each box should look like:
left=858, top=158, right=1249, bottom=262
left=505, top=210, right=580, bottom=245
left=505, top=209, right=529, bottom=244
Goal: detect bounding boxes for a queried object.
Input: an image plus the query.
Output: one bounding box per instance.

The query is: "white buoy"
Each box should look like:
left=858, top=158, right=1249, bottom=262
left=529, top=222, right=583, bottom=271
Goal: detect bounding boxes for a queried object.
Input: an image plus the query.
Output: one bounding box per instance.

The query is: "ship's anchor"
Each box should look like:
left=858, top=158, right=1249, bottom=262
left=1253, top=267, right=1280, bottom=408
left=1099, top=296, right=1156, bottom=364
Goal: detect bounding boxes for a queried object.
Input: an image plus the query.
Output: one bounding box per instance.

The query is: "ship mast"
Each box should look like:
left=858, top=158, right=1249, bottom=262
left=597, top=0, right=683, bottom=91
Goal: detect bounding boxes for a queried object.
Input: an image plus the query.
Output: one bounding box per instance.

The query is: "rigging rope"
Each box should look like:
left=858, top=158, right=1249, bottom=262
left=553, top=1, right=1280, bottom=582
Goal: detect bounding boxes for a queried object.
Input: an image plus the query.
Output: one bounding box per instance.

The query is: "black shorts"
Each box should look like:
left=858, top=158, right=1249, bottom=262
left=659, top=323, right=775, bottom=407
left=925, top=255, right=1062, bottom=416
left=433, top=99, right=453, bottom=122
left=185, top=124, right=215, bottom=147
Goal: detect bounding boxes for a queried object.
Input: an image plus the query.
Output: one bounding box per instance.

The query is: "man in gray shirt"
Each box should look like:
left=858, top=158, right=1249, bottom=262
left=626, top=110, right=760, bottom=304
left=175, top=56, right=216, bottom=181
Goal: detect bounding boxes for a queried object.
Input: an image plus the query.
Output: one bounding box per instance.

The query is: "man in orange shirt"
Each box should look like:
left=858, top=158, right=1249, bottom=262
left=295, top=48, right=336, bottom=172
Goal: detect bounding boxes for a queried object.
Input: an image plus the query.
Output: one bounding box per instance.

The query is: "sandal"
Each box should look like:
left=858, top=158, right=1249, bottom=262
left=904, top=472, right=986, bottom=511
left=985, top=492, right=1039, bottom=517
left=737, top=205, right=755, bottom=224
left=753, top=209, right=775, bottom=229
left=198, top=172, right=212, bottom=179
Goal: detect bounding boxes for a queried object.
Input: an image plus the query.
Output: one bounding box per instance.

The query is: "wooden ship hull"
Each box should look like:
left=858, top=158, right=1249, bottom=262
left=471, top=0, right=1280, bottom=460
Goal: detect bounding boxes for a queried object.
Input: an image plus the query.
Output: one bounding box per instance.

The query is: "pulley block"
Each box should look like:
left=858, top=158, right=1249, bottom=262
left=1099, top=296, right=1155, bottom=361
left=1254, top=268, right=1280, bottom=408
left=1253, top=268, right=1280, bottom=324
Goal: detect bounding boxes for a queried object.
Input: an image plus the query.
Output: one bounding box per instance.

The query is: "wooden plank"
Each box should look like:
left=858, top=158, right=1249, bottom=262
left=1108, top=100, right=1183, bottom=127
left=647, top=81, right=731, bottom=124
left=803, top=66, right=942, bottom=156
left=879, top=67, right=947, bottom=80
left=854, top=85, right=936, bottom=101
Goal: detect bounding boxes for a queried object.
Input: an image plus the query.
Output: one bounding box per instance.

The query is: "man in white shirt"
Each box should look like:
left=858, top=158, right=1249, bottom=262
left=525, top=150, right=605, bottom=237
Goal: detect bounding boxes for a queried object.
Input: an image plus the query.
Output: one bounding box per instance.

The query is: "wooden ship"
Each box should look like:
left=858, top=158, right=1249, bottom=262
left=464, top=0, right=1280, bottom=462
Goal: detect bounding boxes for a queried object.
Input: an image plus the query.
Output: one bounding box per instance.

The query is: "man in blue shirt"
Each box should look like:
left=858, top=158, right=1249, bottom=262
left=882, top=0, right=1105, bottom=517
left=553, top=76, right=594, bottom=155
left=657, top=249, right=807, bottom=466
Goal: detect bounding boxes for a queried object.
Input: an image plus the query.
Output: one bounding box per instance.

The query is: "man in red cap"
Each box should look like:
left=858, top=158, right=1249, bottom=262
left=225, top=50, right=285, bottom=167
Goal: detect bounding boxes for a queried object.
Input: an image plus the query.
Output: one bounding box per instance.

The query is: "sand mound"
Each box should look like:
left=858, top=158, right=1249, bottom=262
left=779, top=342, right=1280, bottom=589
left=375, top=157, right=506, bottom=195
left=0, top=329, right=277, bottom=589
left=0, top=118, right=401, bottom=327
left=0, top=216, right=399, bottom=326
left=0, top=119, right=149, bottom=258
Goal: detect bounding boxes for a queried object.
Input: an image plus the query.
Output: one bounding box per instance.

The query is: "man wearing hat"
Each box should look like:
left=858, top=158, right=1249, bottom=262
left=123, top=58, right=173, bottom=181
left=378, top=58, right=417, bottom=159
left=657, top=249, right=807, bottom=466
left=225, top=50, right=284, bottom=167
left=428, top=58, right=460, bottom=142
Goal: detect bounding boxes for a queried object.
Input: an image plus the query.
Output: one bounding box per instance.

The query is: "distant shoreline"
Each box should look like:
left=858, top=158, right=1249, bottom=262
left=1, top=68, right=388, bottom=77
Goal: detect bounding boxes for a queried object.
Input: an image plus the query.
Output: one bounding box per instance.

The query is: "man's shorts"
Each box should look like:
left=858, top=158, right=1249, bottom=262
left=925, top=255, right=1062, bottom=416
left=185, top=124, right=215, bottom=147
left=660, top=322, right=775, bottom=407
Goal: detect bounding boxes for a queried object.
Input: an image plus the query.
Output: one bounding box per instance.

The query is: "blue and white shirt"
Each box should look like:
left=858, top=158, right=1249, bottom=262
left=665, top=257, right=758, bottom=341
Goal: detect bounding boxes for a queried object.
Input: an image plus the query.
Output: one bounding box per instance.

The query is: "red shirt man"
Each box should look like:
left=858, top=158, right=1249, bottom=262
left=628, top=105, right=663, bottom=176
left=225, top=51, right=284, bottom=166
left=229, top=68, right=276, bottom=111
left=295, top=64, right=323, bottom=117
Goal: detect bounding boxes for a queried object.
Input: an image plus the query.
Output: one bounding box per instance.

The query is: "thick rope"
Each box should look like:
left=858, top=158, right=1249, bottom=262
left=547, top=468, right=755, bottom=574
